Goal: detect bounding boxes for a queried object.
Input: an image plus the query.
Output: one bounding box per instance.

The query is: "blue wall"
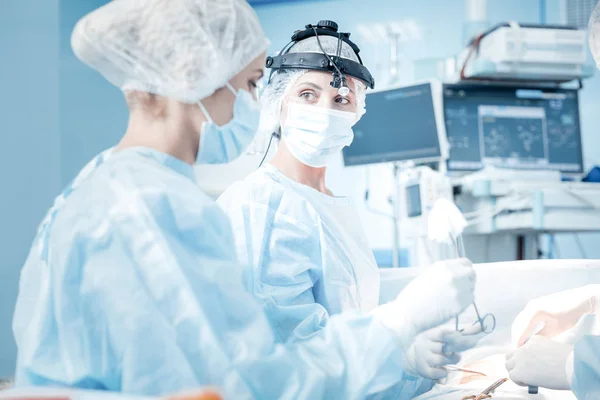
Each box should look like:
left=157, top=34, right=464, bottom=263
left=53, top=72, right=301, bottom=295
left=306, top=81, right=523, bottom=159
left=254, top=0, right=545, bottom=69
left=0, top=0, right=61, bottom=377
left=0, top=0, right=123, bottom=376
left=59, top=0, right=126, bottom=186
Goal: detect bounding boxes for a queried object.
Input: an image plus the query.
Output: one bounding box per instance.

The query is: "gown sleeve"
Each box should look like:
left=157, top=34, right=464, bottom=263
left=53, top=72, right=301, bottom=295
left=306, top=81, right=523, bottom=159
left=220, top=188, right=332, bottom=342
left=15, top=194, right=410, bottom=399
left=570, top=335, right=600, bottom=399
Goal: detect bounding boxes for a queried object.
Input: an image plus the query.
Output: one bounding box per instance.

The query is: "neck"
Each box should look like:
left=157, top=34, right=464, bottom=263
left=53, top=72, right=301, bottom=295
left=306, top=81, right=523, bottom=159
left=116, top=111, right=201, bottom=165
left=270, top=141, right=329, bottom=194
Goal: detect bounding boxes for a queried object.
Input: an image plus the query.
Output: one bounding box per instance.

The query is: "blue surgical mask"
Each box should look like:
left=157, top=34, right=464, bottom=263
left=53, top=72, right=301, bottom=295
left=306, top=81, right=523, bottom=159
left=196, top=83, right=260, bottom=165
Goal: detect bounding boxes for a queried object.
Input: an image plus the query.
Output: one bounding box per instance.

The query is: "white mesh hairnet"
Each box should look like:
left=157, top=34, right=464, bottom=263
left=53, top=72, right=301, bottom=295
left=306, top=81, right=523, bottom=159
left=589, top=2, right=600, bottom=68
left=258, top=36, right=368, bottom=139
left=71, top=0, right=270, bottom=104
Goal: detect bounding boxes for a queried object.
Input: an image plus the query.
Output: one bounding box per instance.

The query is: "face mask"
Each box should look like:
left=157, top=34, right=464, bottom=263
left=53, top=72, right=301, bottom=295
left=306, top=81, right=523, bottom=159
left=281, top=102, right=357, bottom=168
left=196, top=83, right=260, bottom=165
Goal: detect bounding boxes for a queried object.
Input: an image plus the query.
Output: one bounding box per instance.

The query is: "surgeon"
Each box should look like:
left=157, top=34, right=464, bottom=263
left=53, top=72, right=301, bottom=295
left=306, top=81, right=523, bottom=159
left=217, top=20, right=483, bottom=398
left=12, top=1, right=477, bottom=399
left=504, top=6, right=600, bottom=398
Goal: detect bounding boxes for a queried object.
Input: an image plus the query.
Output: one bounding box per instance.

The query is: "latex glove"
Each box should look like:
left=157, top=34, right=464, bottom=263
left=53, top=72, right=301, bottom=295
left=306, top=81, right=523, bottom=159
left=512, top=285, right=600, bottom=347
left=505, top=336, right=574, bottom=390
left=405, top=324, right=485, bottom=380
left=371, top=258, right=475, bottom=345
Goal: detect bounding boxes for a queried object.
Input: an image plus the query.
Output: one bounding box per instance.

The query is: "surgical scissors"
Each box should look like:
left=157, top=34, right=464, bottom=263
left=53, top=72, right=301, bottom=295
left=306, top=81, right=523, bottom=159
left=452, top=234, right=496, bottom=334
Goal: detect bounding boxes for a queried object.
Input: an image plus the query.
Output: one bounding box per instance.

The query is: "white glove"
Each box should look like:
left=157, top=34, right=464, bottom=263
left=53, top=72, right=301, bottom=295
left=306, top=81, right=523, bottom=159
left=505, top=335, right=574, bottom=390
left=371, top=258, right=475, bottom=345
left=512, top=285, right=600, bottom=347
left=405, top=324, right=484, bottom=380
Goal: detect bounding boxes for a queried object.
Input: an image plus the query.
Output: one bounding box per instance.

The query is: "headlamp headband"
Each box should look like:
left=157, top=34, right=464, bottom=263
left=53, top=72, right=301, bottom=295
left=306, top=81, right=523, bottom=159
left=266, top=20, right=375, bottom=92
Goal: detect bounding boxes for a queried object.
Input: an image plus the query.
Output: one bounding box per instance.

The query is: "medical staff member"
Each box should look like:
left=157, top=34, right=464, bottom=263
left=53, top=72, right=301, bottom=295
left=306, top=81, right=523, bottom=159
left=217, top=21, right=483, bottom=398
left=12, top=1, right=477, bottom=399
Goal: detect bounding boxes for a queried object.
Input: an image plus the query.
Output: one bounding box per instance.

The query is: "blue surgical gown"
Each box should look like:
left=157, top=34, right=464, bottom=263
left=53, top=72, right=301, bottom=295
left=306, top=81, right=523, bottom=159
left=217, top=164, right=432, bottom=399
left=13, top=147, right=409, bottom=399
left=571, top=335, right=600, bottom=399
left=218, top=164, right=381, bottom=341
left=2, top=387, right=154, bottom=400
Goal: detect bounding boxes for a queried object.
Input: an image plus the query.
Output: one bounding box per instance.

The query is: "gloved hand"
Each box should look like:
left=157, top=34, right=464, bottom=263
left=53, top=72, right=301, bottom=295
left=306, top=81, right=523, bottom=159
left=512, top=285, right=600, bottom=347
left=505, top=335, right=574, bottom=390
left=371, top=258, right=475, bottom=345
left=404, top=324, right=485, bottom=380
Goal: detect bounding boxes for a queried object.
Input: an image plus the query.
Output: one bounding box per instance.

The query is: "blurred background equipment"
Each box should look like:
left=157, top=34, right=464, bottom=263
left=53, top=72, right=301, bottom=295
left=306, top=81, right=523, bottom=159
left=457, top=23, right=593, bottom=82
left=343, top=80, right=449, bottom=267
left=343, top=81, right=447, bottom=167
left=444, top=84, right=584, bottom=175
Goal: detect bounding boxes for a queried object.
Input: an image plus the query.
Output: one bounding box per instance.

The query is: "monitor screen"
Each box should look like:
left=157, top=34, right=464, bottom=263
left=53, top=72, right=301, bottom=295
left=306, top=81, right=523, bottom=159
left=405, top=184, right=422, bottom=218
left=343, top=83, right=442, bottom=166
left=443, top=84, right=583, bottom=174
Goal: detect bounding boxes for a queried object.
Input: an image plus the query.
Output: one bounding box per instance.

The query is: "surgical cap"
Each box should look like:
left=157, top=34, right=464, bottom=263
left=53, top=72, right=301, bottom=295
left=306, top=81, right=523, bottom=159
left=71, top=0, right=270, bottom=104
left=589, top=2, right=600, bottom=68
left=259, top=36, right=368, bottom=139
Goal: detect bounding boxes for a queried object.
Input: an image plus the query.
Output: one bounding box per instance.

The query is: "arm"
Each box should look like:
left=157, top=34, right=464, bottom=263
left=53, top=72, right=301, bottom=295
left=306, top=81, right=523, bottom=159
left=570, top=335, right=600, bottom=398
left=220, top=195, right=332, bottom=342
left=109, top=205, right=413, bottom=398
left=17, top=198, right=478, bottom=398
left=505, top=334, right=600, bottom=395
left=43, top=201, right=410, bottom=398
left=261, top=213, right=330, bottom=342
left=512, top=285, right=600, bottom=347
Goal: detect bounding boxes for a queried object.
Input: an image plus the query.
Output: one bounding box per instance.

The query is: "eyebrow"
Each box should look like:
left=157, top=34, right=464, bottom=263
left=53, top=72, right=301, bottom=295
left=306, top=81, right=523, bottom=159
left=296, top=80, right=355, bottom=95
left=296, top=81, right=323, bottom=91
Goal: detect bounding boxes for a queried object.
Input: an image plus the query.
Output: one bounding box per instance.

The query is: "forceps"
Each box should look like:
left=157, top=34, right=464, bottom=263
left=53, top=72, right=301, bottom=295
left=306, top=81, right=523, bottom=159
left=452, top=234, right=496, bottom=334
left=462, top=378, right=508, bottom=400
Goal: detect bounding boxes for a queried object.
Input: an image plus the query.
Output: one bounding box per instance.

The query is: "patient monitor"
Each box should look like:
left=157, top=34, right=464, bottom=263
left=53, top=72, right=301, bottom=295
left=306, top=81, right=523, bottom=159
left=343, top=80, right=448, bottom=167
left=443, top=84, right=584, bottom=177
left=398, top=80, right=599, bottom=265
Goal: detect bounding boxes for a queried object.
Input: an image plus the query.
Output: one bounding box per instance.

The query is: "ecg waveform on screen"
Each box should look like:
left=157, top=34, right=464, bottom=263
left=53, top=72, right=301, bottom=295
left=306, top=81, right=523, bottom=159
left=445, top=106, right=471, bottom=127
left=547, top=117, right=579, bottom=149
left=517, top=125, right=543, bottom=153
left=481, top=117, right=545, bottom=159
left=483, top=126, right=510, bottom=157
left=448, top=136, right=470, bottom=149
left=443, top=86, right=582, bottom=172
left=446, top=106, right=475, bottom=150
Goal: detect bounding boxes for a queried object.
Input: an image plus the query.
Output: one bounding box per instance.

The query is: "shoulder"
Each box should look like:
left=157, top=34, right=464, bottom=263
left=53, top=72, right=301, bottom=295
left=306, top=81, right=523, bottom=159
left=55, top=155, right=231, bottom=247
left=218, top=167, right=320, bottom=230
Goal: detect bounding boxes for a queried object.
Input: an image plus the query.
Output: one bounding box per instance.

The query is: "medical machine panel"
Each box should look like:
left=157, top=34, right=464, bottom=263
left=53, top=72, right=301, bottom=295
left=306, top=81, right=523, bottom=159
left=444, top=84, right=583, bottom=175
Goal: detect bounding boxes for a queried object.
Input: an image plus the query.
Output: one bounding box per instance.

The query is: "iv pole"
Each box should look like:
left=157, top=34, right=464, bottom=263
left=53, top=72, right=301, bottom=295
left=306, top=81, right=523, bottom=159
left=391, top=161, right=415, bottom=268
